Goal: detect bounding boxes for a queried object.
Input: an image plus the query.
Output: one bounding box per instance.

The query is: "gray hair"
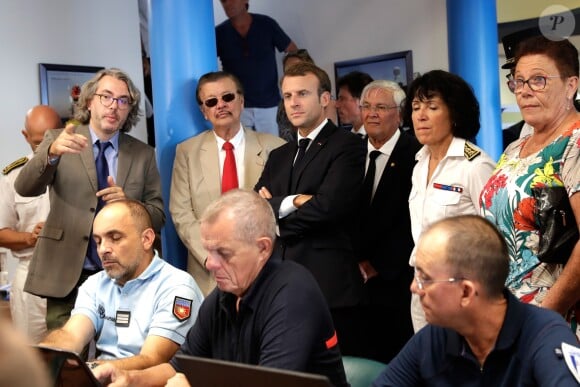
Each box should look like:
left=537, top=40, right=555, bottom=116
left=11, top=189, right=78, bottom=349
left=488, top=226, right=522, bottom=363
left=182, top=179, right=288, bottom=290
left=73, top=68, right=142, bottom=132
left=201, top=189, right=276, bottom=244
left=360, top=80, right=406, bottom=111
left=423, top=215, right=509, bottom=299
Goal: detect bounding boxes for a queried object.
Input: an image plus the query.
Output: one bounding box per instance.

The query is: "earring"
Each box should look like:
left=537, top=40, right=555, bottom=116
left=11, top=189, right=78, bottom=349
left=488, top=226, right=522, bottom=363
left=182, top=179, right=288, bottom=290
left=566, top=98, right=571, bottom=111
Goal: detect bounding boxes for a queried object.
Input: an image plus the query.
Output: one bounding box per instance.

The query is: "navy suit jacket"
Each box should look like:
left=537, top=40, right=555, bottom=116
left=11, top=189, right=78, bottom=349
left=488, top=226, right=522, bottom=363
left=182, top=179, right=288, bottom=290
left=255, top=121, right=366, bottom=308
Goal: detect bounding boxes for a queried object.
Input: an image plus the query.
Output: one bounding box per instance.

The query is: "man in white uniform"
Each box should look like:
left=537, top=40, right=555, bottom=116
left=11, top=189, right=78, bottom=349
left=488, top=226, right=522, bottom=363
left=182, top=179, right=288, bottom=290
left=0, top=105, right=61, bottom=342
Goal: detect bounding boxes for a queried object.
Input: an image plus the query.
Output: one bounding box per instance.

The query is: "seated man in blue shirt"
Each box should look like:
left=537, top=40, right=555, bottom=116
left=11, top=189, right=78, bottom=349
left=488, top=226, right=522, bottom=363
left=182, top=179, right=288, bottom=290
left=94, top=190, right=348, bottom=387
left=40, top=199, right=204, bottom=371
left=373, top=214, right=579, bottom=387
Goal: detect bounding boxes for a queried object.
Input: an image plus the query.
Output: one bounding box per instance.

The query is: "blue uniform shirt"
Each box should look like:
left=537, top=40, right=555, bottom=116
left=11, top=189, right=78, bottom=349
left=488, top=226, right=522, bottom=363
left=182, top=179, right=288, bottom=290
left=373, top=290, right=578, bottom=386
left=72, top=254, right=204, bottom=360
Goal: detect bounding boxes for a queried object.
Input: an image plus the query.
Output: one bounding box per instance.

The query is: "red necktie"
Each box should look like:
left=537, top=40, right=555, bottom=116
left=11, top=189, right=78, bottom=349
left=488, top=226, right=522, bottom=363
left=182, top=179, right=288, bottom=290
left=222, top=141, right=238, bottom=193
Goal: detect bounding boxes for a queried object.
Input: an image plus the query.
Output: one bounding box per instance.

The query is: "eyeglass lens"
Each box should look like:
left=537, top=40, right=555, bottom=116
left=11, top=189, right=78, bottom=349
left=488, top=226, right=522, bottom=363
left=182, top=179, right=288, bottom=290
left=204, top=92, right=236, bottom=108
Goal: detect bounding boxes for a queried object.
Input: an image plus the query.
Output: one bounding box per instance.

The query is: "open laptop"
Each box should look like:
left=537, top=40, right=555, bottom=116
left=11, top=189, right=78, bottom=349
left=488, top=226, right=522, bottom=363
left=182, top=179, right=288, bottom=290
left=33, top=345, right=102, bottom=387
left=176, top=354, right=333, bottom=387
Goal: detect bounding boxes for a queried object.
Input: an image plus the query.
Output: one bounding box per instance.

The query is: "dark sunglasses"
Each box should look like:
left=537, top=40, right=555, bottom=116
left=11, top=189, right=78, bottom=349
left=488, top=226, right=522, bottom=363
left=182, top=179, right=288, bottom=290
left=203, top=92, right=236, bottom=108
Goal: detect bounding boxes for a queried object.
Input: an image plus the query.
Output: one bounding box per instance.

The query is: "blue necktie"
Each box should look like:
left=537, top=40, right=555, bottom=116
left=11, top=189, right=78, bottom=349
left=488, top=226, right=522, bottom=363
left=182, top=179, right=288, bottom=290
left=86, top=140, right=111, bottom=270
left=95, top=140, right=111, bottom=210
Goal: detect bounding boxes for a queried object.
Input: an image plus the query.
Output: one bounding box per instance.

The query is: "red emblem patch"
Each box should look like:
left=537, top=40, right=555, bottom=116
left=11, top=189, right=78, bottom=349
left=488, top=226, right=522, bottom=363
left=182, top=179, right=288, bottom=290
left=173, top=296, right=193, bottom=321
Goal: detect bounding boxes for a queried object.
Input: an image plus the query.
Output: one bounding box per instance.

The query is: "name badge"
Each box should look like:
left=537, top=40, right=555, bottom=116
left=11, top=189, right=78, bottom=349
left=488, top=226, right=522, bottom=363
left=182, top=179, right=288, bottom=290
left=115, top=311, right=131, bottom=327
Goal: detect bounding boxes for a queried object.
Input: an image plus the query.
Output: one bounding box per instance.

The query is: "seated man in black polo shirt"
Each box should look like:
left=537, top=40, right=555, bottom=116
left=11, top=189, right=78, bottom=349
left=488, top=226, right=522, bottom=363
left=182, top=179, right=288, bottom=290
left=94, top=189, right=347, bottom=387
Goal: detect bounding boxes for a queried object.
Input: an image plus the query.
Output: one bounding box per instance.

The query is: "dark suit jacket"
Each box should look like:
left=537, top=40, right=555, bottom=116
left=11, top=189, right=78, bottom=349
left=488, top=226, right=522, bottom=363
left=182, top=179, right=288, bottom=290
left=14, top=125, right=165, bottom=298
left=355, top=130, right=420, bottom=306
left=255, top=121, right=366, bottom=308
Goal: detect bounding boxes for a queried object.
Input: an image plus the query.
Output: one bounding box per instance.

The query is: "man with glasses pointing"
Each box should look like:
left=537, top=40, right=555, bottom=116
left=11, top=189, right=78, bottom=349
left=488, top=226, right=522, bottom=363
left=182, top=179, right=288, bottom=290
left=15, top=68, right=164, bottom=331
left=372, top=215, right=579, bottom=386
left=170, top=71, right=284, bottom=295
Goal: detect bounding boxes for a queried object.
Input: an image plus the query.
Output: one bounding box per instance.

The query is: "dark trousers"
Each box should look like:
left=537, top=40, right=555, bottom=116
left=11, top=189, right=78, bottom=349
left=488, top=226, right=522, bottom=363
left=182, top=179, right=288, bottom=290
left=45, top=269, right=97, bottom=330
left=331, top=306, right=366, bottom=358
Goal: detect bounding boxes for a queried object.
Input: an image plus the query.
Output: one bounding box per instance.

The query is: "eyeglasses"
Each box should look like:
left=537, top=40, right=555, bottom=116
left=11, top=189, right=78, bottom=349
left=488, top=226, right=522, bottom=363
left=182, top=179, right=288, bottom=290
left=513, top=75, right=561, bottom=92
left=505, top=74, right=516, bottom=94
left=95, top=94, right=131, bottom=110
left=360, top=104, right=398, bottom=113
left=202, top=92, right=236, bottom=108
left=414, top=269, right=464, bottom=290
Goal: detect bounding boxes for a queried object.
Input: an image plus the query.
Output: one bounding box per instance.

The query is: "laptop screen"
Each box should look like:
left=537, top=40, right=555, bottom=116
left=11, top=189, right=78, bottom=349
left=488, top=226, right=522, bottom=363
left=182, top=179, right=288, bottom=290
left=33, top=345, right=102, bottom=387
left=176, top=354, right=332, bottom=387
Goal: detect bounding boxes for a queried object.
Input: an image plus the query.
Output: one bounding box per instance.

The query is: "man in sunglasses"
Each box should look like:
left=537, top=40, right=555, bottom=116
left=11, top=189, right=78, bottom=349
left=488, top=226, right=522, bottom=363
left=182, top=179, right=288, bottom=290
left=373, top=215, right=579, bottom=386
left=170, top=71, right=285, bottom=295
left=15, top=68, right=165, bottom=331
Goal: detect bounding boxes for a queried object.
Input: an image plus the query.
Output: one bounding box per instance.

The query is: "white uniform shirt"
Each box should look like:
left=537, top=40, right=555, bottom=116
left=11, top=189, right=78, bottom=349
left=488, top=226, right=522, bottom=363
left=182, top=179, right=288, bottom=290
left=0, top=154, right=50, bottom=259
left=408, top=137, right=496, bottom=266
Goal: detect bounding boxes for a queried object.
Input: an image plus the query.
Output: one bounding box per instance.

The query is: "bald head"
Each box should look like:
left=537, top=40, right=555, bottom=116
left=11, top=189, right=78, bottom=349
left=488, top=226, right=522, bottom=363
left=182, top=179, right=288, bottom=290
left=23, top=105, right=61, bottom=151
left=422, top=215, right=509, bottom=298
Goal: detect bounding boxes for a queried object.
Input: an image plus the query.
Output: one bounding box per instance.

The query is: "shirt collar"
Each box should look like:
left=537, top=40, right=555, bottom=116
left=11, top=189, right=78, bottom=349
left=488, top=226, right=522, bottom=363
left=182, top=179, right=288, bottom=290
left=218, top=254, right=282, bottom=317
left=89, top=126, right=120, bottom=150
left=113, top=252, right=162, bottom=288
left=213, top=124, right=245, bottom=149
left=367, top=129, right=400, bottom=156
left=353, top=125, right=367, bottom=136
left=297, top=119, right=327, bottom=143
left=415, top=136, right=465, bottom=161
left=444, top=290, right=523, bottom=357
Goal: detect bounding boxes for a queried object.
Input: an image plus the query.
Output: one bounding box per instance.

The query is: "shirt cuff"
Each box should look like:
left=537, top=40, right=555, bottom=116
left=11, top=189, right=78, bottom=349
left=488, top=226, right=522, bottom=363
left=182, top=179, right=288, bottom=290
left=279, top=195, right=299, bottom=218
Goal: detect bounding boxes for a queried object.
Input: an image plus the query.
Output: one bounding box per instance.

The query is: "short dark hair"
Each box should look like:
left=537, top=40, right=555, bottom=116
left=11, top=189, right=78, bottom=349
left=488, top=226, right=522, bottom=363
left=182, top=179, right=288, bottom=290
left=404, top=70, right=480, bottom=139
left=283, top=49, right=315, bottom=69
left=74, top=68, right=141, bottom=133
left=425, top=215, right=509, bottom=299
left=196, top=71, right=244, bottom=106
left=515, top=35, right=579, bottom=78
left=103, top=199, right=153, bottom=233
left=282, top=62, right=331, bottom=96
left=337, top=71, right=374, bottom=99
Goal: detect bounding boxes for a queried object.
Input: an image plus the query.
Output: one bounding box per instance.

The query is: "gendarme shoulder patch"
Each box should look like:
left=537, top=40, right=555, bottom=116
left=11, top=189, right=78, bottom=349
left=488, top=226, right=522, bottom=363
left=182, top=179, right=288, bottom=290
left=464, top=142, right=481, bottom=161
left=173, top=296, right=193, bottom=321
left=2, top=156, right=28, bottom=175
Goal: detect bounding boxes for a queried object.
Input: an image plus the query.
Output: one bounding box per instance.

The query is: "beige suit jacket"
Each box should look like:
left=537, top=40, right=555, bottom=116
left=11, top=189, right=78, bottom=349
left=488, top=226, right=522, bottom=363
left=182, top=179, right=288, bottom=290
left=170, top=128, right=285, bottom=295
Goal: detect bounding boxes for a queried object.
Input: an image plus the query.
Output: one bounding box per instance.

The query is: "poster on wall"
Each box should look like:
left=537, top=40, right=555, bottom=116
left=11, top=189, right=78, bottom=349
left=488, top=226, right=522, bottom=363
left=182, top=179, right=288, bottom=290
left=39, top=63, right=104, bottom=123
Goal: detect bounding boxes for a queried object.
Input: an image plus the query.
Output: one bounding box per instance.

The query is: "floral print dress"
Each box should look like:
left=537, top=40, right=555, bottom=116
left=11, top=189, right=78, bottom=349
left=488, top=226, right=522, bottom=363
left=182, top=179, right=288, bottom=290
left=480, top=121, right=580, bottom=336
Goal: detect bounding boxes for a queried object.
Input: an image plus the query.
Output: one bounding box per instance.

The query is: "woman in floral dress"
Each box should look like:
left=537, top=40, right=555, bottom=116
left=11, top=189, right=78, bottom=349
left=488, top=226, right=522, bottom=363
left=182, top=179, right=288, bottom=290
left=480, top=36, right=580, bottom=336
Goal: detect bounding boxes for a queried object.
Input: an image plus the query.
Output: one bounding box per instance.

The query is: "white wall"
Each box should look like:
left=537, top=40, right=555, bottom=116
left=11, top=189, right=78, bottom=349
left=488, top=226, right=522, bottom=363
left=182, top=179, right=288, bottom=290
left=0, top=0, right=146, bottom=168
left=213, top=0, right=449, bottom=90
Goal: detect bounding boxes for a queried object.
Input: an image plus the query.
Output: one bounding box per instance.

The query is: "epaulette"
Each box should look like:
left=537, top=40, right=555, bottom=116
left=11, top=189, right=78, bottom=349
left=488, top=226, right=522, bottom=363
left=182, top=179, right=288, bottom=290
left=464, top=142, right=481, bottom=161
left=2, top=156, right=28, bottom=175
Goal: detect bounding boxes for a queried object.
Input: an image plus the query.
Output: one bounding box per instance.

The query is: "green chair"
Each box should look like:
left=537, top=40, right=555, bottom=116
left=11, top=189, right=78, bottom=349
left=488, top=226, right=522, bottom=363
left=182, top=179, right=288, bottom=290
left=342, top=356, right=387, bottom=387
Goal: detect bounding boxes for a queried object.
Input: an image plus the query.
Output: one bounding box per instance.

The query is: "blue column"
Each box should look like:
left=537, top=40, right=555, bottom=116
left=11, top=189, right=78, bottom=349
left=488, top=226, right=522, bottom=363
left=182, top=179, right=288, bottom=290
left=447, top=0, right=502, bottom=162
left=150, top=0, right=218, bottom=268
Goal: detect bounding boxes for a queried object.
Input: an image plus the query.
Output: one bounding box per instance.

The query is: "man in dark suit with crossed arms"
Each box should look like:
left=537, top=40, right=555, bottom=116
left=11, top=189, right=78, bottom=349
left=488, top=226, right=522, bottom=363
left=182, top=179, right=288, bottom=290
left=256, top=62, right=365, bottom=355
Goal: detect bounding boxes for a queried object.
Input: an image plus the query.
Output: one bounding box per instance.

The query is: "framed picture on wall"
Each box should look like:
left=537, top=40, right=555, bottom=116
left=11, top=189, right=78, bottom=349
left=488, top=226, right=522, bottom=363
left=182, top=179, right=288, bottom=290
left=334, top=50, right=413, bottom=92
left=39, top=63, right=104, bottom=122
